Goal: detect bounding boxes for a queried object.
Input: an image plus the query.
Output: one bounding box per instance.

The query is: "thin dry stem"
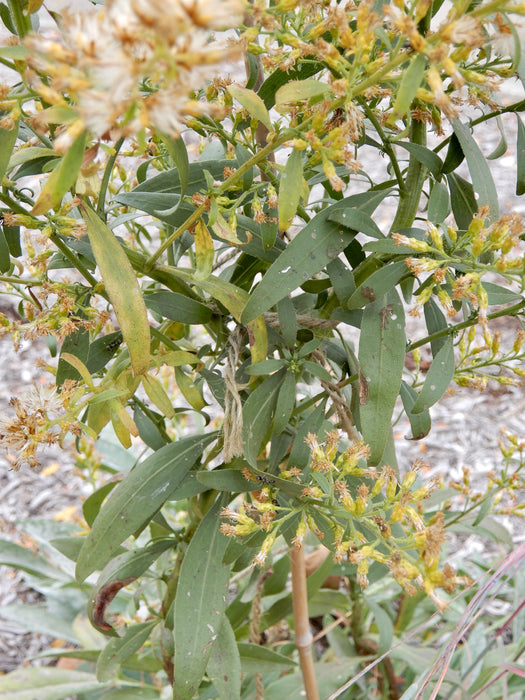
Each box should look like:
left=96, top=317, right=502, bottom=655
left=290, top=543, right=320, bottom=700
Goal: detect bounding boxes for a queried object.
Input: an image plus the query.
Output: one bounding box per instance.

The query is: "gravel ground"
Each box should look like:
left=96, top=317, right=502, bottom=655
left=1, top=0, right=525, bottom=675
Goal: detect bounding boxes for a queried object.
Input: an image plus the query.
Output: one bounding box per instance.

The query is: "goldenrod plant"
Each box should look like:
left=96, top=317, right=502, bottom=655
left=0, top=0, right=524, bottom=698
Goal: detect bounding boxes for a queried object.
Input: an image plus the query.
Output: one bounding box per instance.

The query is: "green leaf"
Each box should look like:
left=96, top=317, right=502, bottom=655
left=238, top=643, right=296, bottom=674
left=82, top=481, right=118, bottom=527
left=196, top=469, right=254, bottom=492
left=206, top=616, right=241, bottom=700
left=0, top=605, right=76, bottom=643
left=242, top=200, right=356, bottom=323
left=367, top=600, right=394, bottom=655
left=245, top=359, right=284, bottom=376
left=228, top=84, right=272, bottom=130
left=242, top=371, right=284, bottom=466
left=388, top=53, right=427, bottom=124
left=278, top=148, right=303, bottom=231
left=487, top=116, right=508, bottom=160
left=427, top=180, right=450, bottom=223
left=442, top=133, right=464, bottom=174
left=327, top=207, right=384, bottom=239
left=483, top=282, right=523, bottom=305
left=56, top=327, right=90, bottom=386
left=86, top=332, right=123, bottom=374
left=32, top=130, right=87, bottom=215
left=258, top=61, right=324, bottom=109
left=2, top=222, right=21, bottom=256
left=400, top=381, right=431, bottom=440
left=0, top=225, right=11, bottom=272
left=275, top=79, right=329, bottom=113
left=346, top=260, right=407, bottom=310
left=0, top=119, right=18, bottom=182
left=273, top=371, right=296, bottom=434
left=80, top=204, right=151, bottom=377
left=423, top=298, right=448, bottom=357
left=411, top=336, right=454, bottom=414
left=159, top=134, right=189, bottom=197
left=0, top=538, right=63, bottom=579
left=516, top=114, right=525, bottom=196
left=447, top=172, right=477, bottom=229
left=173, top=500, right=231, bottom=700
left=0, top=668, right=110, bottom=700
left=75, top=433, right=217, bottom=582
left=144, top=291, right=213, bottom=324
left=452, top=118, right=499, bottom=222
left=395, top=139, right=443, bottom=177
left=97, top=621, right=158, bottom=682
left=358, top=289, right=406, bottom=464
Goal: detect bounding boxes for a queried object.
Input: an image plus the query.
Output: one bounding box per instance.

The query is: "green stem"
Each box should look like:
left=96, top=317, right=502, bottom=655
left=358, top=98, right=406, bottom=195
left=49, top=233, right=99, bottom=288
left=145, top=133, right=290, bottom=269
left=97, top=137, right=124, bottom=218
left=390, top=118, right=427, bottom=232
left=0, top=193, right=31, bottom=215
left=0, top=275, right=42, bottom=285
left=407, top=299, right=525, bottom=351
left=6, top=0, right=32, bottom=38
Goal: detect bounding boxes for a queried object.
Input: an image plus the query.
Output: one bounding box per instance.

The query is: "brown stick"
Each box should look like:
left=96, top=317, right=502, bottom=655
left=290, top=543, right=320, bottom=700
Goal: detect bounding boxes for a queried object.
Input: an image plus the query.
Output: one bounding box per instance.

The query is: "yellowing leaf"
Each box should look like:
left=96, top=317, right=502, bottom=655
left=278, top=149, right=303, bottom=231
left=80, top=204, right=150, bottom=377
left=275, top=79, right=329, bottom=114
left=227, top=84, right=273, bottom=130
left=32, top=130, right=87, bottom=215
left=194, top=220, right=214, bottom=280
left=142, top=372, right=175, bottom=418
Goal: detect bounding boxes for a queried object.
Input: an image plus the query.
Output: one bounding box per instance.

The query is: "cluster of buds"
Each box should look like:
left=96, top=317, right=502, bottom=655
left=456, top=325, right=525, bottom=390
left=221, top=430, right=468, bottom=610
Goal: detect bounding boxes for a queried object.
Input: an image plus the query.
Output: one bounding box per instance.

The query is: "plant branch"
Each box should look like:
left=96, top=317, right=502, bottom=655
left=358, top=98, right=406, bottom=195
left=406, top=299, right=525, bottom=352
left=290, top=543, right=319, bottom=700
left=390, top=117, right=427, bottom=232
left=97, top=137, right=124, bottom=218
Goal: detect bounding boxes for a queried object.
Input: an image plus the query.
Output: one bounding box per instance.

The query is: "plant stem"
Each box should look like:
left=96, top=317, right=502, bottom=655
left=144, top=133, right=290, bottom=269
left=358, top=98, right=406, bottom=195
left=97, top=137, right=124, bottom=218
left=390, top=117, right=427, bottom=232
left=290, top=543, right=320, bottom=700
left=6, top=0, right=32, bottom=38
left=49, top=233, right=99, bottom=288
left=406, top=299, right=525, bottom=351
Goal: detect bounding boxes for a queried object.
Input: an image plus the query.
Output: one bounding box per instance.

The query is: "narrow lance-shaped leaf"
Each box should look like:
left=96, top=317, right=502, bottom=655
left=358, top=289, right=406, bottom=465
left=193, top=219, right=214, bottom=280
left=411, top=336, right=454, bottom=414
left=242, top=200, right=356, bottom=323
left=173, top=500, right=231, bottom=700
left=206, top=615, right=241, bottom=700
left=96, top=621, right=158, bottom=682
left=452, top=117, right=499, bottom=222
left=388, top=54, right=427, bottom=124
left=242, top=370, right=284, bottom=466
left=32, top=130, right=87, bottom=215
left=0, top=118, right=18, bottom=182
left=75, top=433, right=217, bottom=582
left=346, top=260, right=408, bottom=310
left=80, top=203, right=150, bottom=376
left=278, top=148, right=303, bottom=231
left=516, top=114, right=525, bottom=196
left=399, top=381, right=431, bottom=440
